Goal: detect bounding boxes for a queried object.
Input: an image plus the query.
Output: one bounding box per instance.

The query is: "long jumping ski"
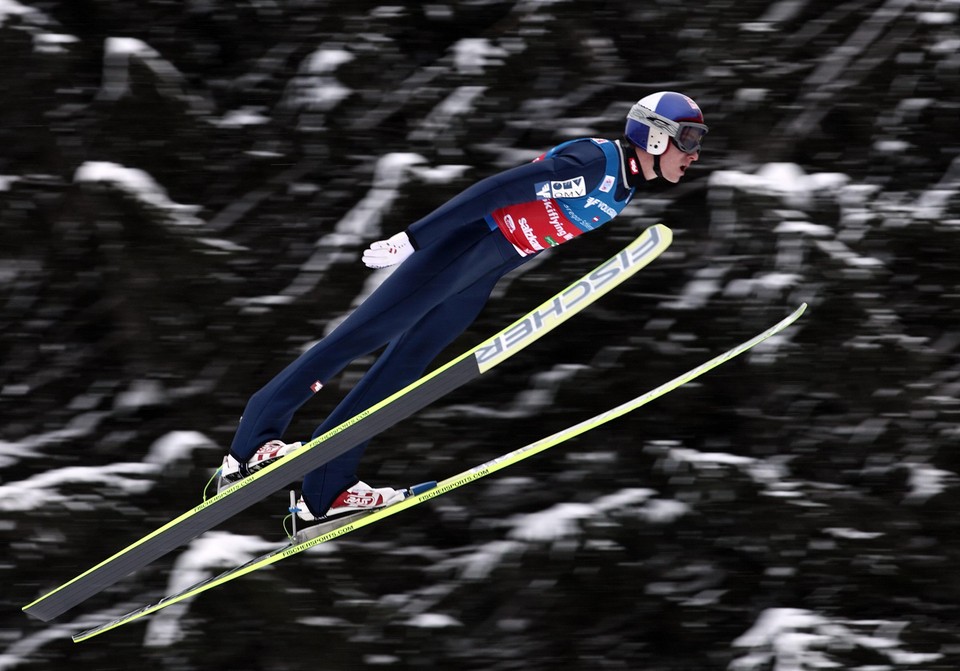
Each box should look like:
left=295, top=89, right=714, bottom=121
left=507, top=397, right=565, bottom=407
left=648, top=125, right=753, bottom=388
left=23, top=224, right=672, bottom=623
left=71, top=303, right=807, bottom=642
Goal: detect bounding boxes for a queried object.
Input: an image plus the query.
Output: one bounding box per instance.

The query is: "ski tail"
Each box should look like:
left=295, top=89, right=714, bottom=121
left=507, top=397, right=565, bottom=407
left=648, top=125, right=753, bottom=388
left=24, top=224, right=672, bottom=623
left=71, top=302, right=806, bottom=642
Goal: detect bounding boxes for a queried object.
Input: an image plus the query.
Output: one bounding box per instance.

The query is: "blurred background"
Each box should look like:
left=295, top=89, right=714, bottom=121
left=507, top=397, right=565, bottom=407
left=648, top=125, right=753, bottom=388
left=2, top=1, right=959, bottom=669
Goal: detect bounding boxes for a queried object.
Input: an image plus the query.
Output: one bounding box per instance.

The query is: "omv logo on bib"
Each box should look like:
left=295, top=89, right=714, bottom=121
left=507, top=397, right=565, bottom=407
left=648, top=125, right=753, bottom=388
left=535, top=176, right=586, bottom=200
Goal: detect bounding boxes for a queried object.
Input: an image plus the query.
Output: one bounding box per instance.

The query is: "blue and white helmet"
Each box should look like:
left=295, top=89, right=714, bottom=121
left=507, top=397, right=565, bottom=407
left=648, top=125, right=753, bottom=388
left=625, top=91, right=708, bottom=156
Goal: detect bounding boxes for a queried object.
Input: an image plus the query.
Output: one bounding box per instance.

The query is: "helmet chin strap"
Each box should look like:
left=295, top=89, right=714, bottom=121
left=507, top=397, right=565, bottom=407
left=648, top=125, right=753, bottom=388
left=651, top=153, right=663, bottom=180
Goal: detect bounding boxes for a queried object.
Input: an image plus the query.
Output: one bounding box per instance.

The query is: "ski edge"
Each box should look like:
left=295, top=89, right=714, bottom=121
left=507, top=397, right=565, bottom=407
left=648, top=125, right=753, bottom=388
left=72, top=302, right=806, bottom=642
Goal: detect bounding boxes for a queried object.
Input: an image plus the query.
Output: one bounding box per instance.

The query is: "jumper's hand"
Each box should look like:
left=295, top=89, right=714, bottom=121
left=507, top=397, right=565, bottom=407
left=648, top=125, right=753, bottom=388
left=362, top=231, right=414, bottom=269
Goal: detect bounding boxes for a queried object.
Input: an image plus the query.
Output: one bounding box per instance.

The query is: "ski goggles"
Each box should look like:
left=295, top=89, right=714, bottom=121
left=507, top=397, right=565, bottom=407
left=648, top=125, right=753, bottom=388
left=672, top=122, right=708, bottom=154
left=627, top=107, right=709, bottom=154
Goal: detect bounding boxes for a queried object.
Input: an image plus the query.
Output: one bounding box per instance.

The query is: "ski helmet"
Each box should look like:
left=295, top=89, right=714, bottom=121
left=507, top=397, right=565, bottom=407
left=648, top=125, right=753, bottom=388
left=625, top=91, right=708, bottom=156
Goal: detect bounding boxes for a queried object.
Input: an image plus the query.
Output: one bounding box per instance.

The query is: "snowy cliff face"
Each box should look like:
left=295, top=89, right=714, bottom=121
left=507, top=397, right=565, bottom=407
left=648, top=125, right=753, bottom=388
left=2, top=1, right=959, bottom=669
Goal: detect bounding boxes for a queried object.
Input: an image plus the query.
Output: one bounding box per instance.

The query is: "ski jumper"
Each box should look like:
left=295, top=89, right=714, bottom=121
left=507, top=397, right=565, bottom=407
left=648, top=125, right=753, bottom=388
left=229, top=138, right=645, bottom=515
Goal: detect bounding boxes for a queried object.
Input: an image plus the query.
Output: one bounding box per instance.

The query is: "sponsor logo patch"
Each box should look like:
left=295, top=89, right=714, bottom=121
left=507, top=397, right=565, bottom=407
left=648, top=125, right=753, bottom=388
left=474, top=230, right=663, bottom=370
left=535, top=176, right=586, bottom=200
left=542, top=200, right=575, bottom=242
left=599, top=175, right=616, bottom=193
left=585, top=196, right=617, bottom=218
left=343, top=491, right=379, bottom=508
left=517, top=215, right=544, bottom=251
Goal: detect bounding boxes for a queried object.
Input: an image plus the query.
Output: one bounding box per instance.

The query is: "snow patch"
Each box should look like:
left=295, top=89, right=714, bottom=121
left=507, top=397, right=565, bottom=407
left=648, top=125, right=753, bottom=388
left=451, top=38, right=508, bottom=75
left=99, top=37, right=211, bottom=114
left=731, top=608, right=943, bottom=669
left=33, top=32, right=78, bottom=54
left=284, top=47, right=355, bottom=112
left=74, top=161, right=204, bottom=226
left=0, top=0, right=36, bottom=23
left=404, top=613, right=462, bottom=628
left=0, top=462, right=156, bottom=511
left=507, top=488, right=681, bottom=542
left=143, top=532, right=289, bottom=647
left=710, top=163, right=850, bottom=209
left=214, top=108, right=271, bottom=128
left=143, top=431, right=215, bottom=467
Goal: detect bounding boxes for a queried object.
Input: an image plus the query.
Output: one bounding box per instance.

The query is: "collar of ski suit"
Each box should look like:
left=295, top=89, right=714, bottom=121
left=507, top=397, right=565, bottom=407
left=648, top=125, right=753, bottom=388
left=616, top=139, right=666, bottom=190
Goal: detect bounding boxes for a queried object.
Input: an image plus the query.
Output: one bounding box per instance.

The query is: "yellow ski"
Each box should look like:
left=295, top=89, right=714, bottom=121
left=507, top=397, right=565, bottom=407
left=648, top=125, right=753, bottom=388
left=72, top=302, right=806, bottom=642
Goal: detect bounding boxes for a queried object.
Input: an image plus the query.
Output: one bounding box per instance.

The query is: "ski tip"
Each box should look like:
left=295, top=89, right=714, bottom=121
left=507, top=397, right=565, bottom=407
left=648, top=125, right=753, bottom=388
left=651, top=222, right=673, bottom=244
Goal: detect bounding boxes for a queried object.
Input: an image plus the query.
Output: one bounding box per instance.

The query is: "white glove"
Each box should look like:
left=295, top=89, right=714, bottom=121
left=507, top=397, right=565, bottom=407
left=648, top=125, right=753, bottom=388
left=362, top=231, right=414, bottom=269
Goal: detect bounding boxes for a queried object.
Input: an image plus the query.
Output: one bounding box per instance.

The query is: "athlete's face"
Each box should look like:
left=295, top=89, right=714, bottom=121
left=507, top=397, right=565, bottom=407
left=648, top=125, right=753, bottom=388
left=659, top=142, right=700, bottom=183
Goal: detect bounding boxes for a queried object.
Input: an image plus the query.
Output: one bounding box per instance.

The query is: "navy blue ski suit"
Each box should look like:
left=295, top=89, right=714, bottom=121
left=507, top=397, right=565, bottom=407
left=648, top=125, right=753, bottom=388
left=229, top=138, right=646, bottom=515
